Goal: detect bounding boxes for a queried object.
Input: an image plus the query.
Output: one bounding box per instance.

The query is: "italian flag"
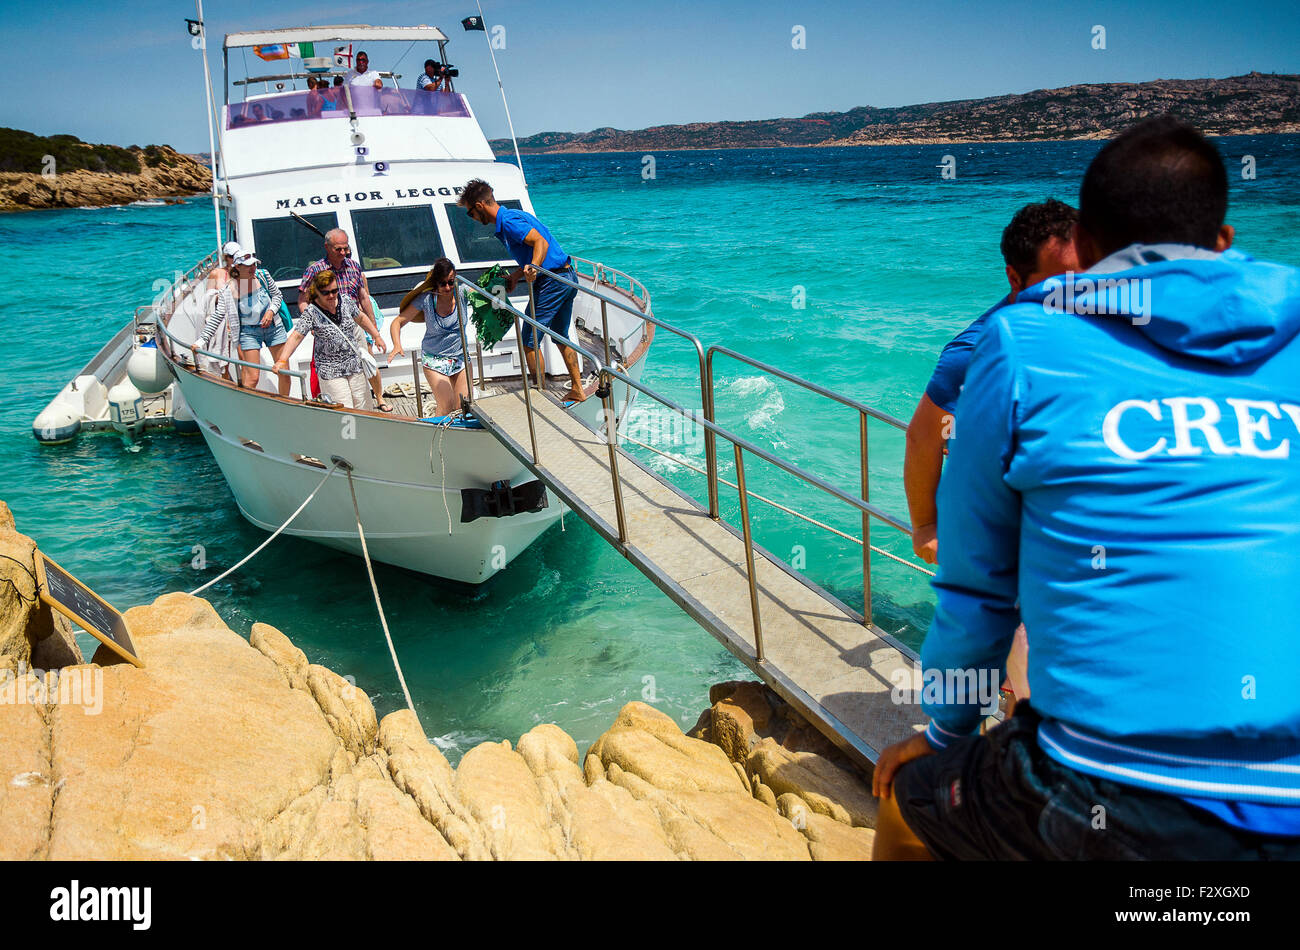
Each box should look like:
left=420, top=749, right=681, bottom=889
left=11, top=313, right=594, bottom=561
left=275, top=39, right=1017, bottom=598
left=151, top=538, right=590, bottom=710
left=253, top=42, right=316, bottom=61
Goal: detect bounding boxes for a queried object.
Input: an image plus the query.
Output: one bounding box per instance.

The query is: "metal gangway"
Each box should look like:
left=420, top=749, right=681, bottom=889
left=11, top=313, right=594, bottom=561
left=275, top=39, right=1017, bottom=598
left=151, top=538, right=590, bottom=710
left=455, top=262, right=929, bottom=769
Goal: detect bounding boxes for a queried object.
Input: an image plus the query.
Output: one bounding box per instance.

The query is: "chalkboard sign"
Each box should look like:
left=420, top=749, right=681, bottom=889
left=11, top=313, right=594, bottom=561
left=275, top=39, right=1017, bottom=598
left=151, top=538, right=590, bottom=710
left=35, top=553, right=143, bottom=668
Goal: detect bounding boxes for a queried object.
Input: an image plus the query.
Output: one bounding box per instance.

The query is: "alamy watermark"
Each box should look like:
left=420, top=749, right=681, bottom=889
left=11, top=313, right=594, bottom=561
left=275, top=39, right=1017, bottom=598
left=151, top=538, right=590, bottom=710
left=0, top=662, right=103, bottom=715
left=890, top=661, right=1002, bottom=716
left=1040, top=272, right=1152, bottom=324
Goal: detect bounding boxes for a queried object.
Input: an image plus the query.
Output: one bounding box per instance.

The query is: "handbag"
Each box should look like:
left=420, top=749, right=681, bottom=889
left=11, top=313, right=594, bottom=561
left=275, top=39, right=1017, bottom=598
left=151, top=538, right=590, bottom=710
left=255, top=268, right=295, bottom=332
left=339, top=302, right=379, bottom=377
left=352, top=338, right=380, bottom=377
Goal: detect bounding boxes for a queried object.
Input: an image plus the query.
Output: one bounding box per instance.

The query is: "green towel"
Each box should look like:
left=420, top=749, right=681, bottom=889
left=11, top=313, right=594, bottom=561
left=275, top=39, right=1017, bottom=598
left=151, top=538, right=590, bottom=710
left=467, top=264, right=515, bottom=351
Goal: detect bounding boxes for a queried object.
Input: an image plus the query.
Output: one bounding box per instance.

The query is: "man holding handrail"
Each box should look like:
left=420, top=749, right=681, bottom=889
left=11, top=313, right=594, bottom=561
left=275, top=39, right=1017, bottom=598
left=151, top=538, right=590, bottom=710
left=459, top=179, right=587, bottom=402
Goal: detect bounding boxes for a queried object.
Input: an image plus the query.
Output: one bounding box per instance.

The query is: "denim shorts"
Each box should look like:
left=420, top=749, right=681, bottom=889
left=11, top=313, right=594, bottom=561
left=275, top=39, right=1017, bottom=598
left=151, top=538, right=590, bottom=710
left=522, top=268, right=577, bottom=349
left=421, top=353, right=465, bottom=376
left=893, top=703, right=1300, bottom=860
left=238, top=320, right=288, bottom=351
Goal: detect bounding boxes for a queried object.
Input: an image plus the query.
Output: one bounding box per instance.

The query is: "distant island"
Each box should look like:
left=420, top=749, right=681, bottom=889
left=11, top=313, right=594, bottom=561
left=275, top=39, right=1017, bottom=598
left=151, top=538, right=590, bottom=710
left=0, top=128, right=212, bottom=212
left=491, top=72, right=1300, bottom=154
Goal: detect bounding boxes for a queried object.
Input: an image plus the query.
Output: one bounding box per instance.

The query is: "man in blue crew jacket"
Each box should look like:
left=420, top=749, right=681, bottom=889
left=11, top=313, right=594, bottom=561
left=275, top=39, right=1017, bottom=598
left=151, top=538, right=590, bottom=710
left=905, top=199, right=1079, bottom=566
left=873, top=115, right=1300, bottom=860
left=459, top=179, right=587, bottom=402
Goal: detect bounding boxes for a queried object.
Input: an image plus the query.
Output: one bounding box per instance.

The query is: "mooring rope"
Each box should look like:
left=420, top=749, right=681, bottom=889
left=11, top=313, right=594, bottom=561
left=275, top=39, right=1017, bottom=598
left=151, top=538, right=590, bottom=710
left=188, top=461, right=341, bottom=595
left=344, top=467, right=422, bottom=731
left=620, top=434, right=937, bottom=578
left=429, top=413, right=460, bottom=535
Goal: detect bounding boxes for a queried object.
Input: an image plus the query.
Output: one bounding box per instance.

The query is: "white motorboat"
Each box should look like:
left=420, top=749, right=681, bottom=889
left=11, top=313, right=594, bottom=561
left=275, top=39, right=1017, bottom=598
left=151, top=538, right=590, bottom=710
left=40, top=21, right=657, bottom=584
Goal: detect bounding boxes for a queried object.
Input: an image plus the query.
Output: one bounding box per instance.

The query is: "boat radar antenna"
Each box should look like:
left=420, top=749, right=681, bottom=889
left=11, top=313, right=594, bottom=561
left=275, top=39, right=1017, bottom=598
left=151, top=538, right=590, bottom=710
left=190, top=0, right=223, bottom=253
left=470, top=2, right=527, bottom=185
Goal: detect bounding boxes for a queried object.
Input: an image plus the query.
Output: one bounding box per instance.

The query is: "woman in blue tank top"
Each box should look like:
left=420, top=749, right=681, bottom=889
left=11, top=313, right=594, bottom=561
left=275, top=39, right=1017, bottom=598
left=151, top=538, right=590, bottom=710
left=390, top=258, right=468, bottom=416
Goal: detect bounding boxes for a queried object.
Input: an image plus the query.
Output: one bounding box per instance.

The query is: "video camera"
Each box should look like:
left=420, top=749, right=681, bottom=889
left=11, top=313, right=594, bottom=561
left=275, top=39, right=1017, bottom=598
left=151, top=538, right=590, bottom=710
left=430, top=62, right=459, bottom=80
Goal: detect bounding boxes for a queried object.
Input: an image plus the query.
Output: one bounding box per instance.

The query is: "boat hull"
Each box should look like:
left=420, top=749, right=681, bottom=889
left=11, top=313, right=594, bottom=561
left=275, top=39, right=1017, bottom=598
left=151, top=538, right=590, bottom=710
left=175, top=367, right=562, bottom=584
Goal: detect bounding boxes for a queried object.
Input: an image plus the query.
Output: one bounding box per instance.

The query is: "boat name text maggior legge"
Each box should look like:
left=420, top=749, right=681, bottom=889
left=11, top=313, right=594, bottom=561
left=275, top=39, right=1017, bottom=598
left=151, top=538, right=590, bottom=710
left=274, top=185, right=466, bottom=209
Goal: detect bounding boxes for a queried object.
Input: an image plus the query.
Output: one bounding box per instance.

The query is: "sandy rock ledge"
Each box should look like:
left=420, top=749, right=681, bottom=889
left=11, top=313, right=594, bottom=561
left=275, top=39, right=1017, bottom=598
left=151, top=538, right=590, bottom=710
left=0, top=504, right=875, bottom=860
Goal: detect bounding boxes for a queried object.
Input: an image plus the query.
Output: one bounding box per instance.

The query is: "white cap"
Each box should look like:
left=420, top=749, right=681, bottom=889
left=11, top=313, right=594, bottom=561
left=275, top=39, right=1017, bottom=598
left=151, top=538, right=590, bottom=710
left=234, top=251, right=259, bottom=268
left=222, top=241, right=243, bottom=258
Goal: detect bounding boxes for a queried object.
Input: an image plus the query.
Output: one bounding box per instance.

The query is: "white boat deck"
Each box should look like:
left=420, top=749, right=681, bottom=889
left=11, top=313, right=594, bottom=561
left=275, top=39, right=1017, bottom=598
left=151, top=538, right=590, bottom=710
left=470, top=387, right=926, bottom=768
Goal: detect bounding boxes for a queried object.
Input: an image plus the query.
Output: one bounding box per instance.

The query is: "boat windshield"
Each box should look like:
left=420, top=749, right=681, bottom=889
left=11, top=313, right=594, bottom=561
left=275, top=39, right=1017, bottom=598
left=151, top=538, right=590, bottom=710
left=444, top=199, right=523, bottom=264
left=250, top=212, right=338, bottom=282
left=351, top=205, right=446, bottom=271
left=226, top=86, right=470, bottom=130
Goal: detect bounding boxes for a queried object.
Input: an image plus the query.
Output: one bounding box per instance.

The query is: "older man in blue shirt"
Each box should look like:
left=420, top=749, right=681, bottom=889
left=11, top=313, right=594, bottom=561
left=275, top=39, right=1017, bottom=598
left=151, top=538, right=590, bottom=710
left=459, top=178, right=586, bottom=402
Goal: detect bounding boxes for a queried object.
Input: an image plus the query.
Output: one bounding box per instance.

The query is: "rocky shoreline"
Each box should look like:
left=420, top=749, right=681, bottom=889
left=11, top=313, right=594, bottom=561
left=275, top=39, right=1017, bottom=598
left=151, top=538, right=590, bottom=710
left=0, top=502, right=875, bottom=860
left=0, top=145, right=211, bottom=213
left=492, top=72, right=1300, bottom=154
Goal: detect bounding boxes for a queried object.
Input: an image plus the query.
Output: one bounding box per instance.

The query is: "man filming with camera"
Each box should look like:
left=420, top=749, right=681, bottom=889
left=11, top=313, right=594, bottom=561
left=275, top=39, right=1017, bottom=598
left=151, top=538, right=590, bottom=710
left=417, top=59, right=444, bottom=92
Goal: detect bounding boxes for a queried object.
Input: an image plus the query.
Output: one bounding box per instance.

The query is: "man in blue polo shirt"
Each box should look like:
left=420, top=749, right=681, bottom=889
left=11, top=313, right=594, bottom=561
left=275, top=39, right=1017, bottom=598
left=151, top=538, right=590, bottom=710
left=873, top=116, right=1300, bottom=860
left=459, top=179, right=586, bottom=402
left=904, top=199, right=1079, bottom=565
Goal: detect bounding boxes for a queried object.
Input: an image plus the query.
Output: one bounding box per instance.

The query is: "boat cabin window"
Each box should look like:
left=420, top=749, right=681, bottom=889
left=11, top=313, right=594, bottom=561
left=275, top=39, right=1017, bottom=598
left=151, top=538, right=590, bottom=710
left=443, top=199, right=523, bottom=264
left=351, top=205, right=446, bottom=271
left=250, top=212, right=338, bottom=282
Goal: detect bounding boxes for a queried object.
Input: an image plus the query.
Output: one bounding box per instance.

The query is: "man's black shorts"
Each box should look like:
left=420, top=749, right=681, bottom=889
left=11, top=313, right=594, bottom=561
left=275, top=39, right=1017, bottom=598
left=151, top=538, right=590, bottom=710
left=893, top=703, right=1300, bottom=860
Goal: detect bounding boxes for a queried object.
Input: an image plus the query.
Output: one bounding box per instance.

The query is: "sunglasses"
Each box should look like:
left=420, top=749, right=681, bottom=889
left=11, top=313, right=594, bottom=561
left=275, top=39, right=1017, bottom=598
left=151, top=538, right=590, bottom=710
left=436, top=278, right=456, bottom=288
left=320, top=288, right=340, bottom=296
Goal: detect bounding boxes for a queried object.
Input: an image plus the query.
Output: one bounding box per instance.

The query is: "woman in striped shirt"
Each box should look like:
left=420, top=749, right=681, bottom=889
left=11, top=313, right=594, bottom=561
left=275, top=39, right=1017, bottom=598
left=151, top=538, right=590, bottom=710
left=193, top=252, right=289, bottom=394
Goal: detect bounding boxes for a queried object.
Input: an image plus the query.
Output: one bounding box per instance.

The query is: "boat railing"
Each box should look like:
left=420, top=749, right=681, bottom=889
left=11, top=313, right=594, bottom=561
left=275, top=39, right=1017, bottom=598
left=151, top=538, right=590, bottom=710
left=460, top=262, right=917, bottom=638
left=151, top=252, right=311, bottom=400
left=225, top=85, right=470, bottom=129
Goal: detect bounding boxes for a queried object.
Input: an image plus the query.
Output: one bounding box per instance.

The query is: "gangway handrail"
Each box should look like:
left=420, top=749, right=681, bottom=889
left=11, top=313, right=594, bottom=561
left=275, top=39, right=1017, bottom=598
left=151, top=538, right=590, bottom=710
left=474, top=261, right=723, bottom=515
left=459, top=269, right=916, bottom=644
left=705, top=345, right=910, bottom=625
left=470, top=271, right=917, bottom=538
left=530, top=262, right=727, bottom=508
left=706, top=345, right=908, bottom=431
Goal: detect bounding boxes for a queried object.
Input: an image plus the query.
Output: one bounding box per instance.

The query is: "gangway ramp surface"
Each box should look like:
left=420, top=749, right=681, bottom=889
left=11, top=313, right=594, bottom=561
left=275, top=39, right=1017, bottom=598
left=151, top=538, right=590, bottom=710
left=471, top=387, right=926, bottom=768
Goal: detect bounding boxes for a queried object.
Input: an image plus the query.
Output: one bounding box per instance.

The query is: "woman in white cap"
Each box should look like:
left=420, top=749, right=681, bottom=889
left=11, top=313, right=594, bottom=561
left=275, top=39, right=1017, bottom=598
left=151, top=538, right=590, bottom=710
left=206, top=240, right=244, bottom=293
left=194, top=251, right=289, bottom=394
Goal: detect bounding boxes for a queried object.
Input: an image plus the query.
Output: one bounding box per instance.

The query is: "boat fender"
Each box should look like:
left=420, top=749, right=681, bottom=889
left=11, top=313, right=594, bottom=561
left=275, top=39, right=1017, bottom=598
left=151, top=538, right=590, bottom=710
left=33, top=407, right=81, bottom=444
left=171, top=386, right=200, bottom=434
left=126, top=340, right=171, bottom=395
left=460, top=479, right=548, bottom=523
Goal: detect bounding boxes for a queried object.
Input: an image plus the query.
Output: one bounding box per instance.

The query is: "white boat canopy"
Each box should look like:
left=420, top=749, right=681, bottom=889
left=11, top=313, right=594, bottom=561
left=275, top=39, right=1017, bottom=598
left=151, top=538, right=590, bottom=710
left=224, top=25, right=448, bottom=50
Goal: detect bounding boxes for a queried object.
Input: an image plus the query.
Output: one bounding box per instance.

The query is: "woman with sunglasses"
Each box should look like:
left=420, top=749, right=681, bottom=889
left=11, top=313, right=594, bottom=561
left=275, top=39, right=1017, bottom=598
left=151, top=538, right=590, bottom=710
left=391, top=257, right=469, bottom=416
left=275, top=270, right=380, bottom=410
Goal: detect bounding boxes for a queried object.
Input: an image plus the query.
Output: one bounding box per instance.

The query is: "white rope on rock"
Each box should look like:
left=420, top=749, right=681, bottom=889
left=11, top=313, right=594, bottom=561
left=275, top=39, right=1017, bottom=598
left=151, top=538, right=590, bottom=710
left=188, top=461, right=340, bottom=596
left=344, top=467, right=423, bottom=732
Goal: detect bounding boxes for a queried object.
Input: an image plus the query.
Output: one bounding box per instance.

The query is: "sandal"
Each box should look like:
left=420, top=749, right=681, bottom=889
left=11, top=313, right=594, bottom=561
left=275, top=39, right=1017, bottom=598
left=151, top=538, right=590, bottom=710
left=377, top=400, right=395, bottom=413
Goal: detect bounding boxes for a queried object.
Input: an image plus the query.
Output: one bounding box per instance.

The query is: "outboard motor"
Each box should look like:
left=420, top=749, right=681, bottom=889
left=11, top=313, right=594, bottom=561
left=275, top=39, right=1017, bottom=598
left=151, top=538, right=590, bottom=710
left=107, top=380, right=145, bottom=436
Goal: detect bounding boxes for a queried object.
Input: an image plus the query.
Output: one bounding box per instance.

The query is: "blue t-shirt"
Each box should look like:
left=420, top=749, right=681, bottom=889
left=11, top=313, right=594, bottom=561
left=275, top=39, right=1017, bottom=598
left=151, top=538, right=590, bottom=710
left=495, top=207, right=569, bottom=271
left=923, top=297, right=1009, bottom=414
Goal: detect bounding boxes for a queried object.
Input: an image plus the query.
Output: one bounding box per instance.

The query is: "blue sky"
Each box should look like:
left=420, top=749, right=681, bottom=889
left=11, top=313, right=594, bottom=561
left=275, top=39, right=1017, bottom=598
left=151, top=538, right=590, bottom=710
left=2, top=0, right=1297, bottom=150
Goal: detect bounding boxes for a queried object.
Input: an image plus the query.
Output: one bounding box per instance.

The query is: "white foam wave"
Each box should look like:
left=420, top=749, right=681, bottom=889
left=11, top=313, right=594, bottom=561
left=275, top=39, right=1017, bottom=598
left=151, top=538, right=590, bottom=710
left=725, top=375, right=785, bottom=431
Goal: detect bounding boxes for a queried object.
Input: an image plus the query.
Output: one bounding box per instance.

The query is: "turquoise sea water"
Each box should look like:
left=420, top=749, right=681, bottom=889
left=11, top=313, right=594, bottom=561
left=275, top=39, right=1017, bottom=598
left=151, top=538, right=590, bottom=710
left=5, top=137, right=1298, bottom=760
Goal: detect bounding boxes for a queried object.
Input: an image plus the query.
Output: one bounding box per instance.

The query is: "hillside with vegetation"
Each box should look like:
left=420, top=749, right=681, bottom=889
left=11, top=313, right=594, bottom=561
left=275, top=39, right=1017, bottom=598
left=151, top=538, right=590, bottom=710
left=0, top=128, right=211, bottom=212
left=492, top=73, right=1300, bottom=153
